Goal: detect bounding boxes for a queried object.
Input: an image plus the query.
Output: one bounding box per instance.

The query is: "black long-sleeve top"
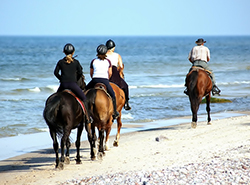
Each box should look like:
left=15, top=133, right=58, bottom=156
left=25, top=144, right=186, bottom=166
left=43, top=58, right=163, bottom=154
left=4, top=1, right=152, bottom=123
left=54, top=58, right=83, bottom=83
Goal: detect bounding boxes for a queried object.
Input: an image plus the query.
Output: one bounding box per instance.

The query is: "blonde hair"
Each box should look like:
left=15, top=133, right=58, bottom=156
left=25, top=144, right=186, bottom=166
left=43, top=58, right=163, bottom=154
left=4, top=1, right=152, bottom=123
left=65, top=54, right=74, bottom=63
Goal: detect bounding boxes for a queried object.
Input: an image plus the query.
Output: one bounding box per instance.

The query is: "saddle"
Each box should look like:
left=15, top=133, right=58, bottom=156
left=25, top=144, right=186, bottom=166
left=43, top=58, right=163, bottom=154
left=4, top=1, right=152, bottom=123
left=94, top=83, right=112, bottom=99
left=63, top=89, right=87, bottom=115
left=187, top=66, right=212, bottom=77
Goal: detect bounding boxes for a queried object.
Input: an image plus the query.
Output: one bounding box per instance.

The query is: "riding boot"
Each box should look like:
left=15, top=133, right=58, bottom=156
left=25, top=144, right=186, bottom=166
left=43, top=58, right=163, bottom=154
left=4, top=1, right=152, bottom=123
left=112, top=98, right=120, bottom=119
left=184, top=88, right=189, bottom=95
left=124, top=100, right=131, bottom=110
left=212, top=85, right=221, bottom=96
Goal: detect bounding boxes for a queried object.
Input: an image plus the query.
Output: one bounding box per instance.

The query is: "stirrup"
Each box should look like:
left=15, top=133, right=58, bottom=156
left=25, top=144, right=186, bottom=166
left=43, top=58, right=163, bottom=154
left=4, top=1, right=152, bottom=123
left=112, top=111, right=120, bottom=119
left=184, top=89, right=189, bottom=95
left=124, top=102, right=131, bottom=110
left=212, top=86, right=221, bottom=96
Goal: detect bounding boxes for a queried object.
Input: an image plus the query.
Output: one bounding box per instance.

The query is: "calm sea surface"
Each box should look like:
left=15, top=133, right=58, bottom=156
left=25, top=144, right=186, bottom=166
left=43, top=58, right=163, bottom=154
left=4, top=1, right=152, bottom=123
left=0, top=36, right=250, bottom=138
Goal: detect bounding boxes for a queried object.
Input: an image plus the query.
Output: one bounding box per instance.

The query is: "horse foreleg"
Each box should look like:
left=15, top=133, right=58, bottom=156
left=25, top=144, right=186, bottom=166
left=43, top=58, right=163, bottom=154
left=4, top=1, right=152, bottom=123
left=206, top=95, right=211, bottom=125
left=113, top=116, right=122, bottom=147
left=75, top=123, right=83, bottom=164
left=49, top=129, right=59, bottom=168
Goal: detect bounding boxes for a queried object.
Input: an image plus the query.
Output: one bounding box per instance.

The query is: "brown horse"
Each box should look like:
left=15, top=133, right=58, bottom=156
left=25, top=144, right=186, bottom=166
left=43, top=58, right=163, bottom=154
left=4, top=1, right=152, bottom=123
left=85, top=82, right=125, bottom=160
left=185, top=67, right=213, bottom=128
left=43, top=75, right=92, bottom=169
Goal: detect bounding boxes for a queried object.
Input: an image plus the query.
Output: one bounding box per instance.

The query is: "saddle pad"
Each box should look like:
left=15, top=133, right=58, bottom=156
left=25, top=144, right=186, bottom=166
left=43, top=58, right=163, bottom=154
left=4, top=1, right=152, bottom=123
left=63, top=90, right=87, bottom=114
left=191, top=66, right=212, bottom=74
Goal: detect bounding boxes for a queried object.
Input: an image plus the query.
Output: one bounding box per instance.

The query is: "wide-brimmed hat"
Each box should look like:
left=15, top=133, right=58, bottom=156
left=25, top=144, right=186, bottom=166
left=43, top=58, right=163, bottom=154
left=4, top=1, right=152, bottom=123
left=195, top=38, right=206, bottom=44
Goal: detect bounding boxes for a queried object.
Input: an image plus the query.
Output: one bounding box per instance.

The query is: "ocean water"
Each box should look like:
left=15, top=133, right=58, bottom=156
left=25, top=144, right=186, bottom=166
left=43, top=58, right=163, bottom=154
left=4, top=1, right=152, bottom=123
left=0, top=36, right=250, bottom=139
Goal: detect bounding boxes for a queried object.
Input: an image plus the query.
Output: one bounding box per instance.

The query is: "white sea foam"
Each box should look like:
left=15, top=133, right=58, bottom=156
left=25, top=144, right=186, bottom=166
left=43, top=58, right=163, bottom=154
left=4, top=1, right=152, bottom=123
left=46, top=85, right=58, bottom=92
left=28, top=87, right=41, bottom=92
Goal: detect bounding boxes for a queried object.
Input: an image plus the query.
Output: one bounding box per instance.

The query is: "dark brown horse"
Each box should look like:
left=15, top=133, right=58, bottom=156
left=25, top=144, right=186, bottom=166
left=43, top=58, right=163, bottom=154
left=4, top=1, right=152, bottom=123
left=85, top=82, right=125, bottom=160
left=43, top=75, right=92, bottom=169
left=185, top=67, right=213, bottom=128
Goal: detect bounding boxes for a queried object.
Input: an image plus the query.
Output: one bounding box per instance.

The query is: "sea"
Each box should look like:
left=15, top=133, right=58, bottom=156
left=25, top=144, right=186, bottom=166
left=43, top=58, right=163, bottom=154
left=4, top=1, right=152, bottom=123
left=0, top=36, right=250, bottom=160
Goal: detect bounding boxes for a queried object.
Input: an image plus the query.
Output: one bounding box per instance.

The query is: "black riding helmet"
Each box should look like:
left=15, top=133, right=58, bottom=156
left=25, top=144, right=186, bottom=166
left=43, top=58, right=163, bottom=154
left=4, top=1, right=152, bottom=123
left=96, top=44, right=107, bottom=55
left=106, top=39, right=116, bottom=50
left=63, top=43, right=75, bottom=55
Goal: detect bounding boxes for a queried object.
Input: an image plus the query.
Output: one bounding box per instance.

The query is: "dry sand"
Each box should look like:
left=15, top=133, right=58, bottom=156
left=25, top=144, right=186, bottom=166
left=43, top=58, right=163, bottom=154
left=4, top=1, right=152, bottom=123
left=0, top=112, right=250, bottom=184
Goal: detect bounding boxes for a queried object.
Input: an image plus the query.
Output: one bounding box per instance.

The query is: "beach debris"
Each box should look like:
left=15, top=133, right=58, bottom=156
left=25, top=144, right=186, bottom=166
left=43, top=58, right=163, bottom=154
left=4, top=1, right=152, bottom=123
left=155, top=135, right=169, bottom=142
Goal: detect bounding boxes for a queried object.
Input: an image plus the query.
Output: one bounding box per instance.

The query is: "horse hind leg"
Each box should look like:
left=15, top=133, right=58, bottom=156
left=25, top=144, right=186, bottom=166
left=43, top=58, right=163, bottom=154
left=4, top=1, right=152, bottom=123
left=190, top=98, right=199, bottom=129
left=75, top=122, right=84, bottom=164
left=97, top=129, right=105, bottom=160
left=49, top=129, right=60, bottom=168
left=206, top=95, right=212, bottom=125
left=64, top=138, right=71, bottom=165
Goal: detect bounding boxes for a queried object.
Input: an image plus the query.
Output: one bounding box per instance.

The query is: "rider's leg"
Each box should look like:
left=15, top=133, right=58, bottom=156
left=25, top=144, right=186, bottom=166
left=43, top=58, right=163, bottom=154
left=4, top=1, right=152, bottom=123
left=120, top=79, right=131, bottom=110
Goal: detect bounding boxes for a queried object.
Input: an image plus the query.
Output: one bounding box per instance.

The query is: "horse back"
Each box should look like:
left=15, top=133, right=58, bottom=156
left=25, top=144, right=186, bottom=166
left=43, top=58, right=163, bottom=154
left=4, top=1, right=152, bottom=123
left=186, top=69, right=212, bottom=97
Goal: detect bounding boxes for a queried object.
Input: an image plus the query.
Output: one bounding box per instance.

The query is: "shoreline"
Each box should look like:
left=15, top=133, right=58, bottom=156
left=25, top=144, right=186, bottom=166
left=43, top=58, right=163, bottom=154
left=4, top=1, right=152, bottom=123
left=0, top=111, right=246, bottom=161
left=0, top=111, right=250, bottom=184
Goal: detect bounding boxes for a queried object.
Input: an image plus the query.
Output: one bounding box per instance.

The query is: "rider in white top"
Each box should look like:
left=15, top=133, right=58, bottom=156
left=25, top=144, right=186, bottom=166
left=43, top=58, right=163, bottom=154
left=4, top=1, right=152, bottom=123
left=91, top=58, right=111, bottom=79
left=106, top=52, right=119, bottom=67
left=85, top=44, right=120, bottom=119
left=106, top=39, right=131, bottom=110
left=185, top=38, right=221, bottom=96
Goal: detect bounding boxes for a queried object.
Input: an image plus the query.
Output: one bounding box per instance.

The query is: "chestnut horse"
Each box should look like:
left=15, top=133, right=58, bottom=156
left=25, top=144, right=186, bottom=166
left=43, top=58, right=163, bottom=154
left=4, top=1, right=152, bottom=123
left=185, top=67, right=213, bottom=128
left=85, top=82, right=125, bottom=160
left=43, top=75, right=92, bottom=169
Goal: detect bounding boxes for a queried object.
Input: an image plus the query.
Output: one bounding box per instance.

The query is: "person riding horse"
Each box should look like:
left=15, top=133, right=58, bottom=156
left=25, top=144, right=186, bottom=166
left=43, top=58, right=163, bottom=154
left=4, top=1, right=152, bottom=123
left=85, top=44, right=120, bottom=120
left=54, top=43, right=92, bottom=123
left=184, top=38, right=221, bottom=96
left=106, top=39, right=131, bottom=110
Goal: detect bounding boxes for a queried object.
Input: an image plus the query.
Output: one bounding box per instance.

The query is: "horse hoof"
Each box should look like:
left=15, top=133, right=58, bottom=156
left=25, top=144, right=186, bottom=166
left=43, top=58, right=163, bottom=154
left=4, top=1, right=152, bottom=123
left=57, top=162, right=64, bottom=170
left=191, top=122, right=197, bottom=129
left=113, top=140, right=119, bottom=147
left=75, top=160, right=82, bottom=164
left=97, top=152, right=105, bottom=160
left=105, top=145, right=110, bottom=151
left=65, top=157, right=70, bottom=164
left=207, top=122, right=212, bottom=125
left=91, top=156, right=96, bottom=161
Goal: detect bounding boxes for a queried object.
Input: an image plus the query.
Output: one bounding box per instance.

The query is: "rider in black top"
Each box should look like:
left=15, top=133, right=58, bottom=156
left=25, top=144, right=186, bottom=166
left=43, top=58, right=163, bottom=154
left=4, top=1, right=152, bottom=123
left=54, top=43, right=91, bottom=123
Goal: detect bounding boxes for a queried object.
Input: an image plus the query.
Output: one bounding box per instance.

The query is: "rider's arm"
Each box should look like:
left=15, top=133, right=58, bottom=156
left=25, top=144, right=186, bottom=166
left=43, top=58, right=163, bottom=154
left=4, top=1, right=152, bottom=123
left=118, top=54, right=124, bottom=69
left=90, top=68, right=93, bottom=78
left=108, top=66, right=112, bottom=79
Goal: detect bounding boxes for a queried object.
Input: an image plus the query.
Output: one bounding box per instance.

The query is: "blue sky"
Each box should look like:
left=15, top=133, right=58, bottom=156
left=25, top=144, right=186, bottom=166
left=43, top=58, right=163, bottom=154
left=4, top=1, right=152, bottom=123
left=1, top=0, right=250, bottom=36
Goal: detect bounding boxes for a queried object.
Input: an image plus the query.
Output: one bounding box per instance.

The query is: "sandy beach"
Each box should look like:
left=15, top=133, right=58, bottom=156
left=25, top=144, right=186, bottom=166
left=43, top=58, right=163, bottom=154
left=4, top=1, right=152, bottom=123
left=0, top=112, right=250, bottom=184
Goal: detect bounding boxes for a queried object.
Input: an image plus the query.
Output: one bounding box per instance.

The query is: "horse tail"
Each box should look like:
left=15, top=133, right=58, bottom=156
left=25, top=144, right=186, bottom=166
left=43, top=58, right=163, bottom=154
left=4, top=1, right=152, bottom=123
left=188, top=70, right=199, bottom=93
left=43, top=94, right=63, bottom=137
left=85, top=88, right=97, bottom=115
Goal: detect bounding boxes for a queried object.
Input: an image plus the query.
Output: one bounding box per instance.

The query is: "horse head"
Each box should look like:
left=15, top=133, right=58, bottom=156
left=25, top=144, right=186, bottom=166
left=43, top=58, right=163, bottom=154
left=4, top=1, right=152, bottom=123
left=77, top=75, right=86, bottom=90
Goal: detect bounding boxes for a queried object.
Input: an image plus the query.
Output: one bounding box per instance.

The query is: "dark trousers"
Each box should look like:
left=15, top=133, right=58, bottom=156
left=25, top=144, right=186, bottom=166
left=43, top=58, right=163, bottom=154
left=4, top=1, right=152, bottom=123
left=85, top=78, right=116, bottom=99
left=57, top=82, right=86, bottom=101
left=109, top=66, right=129, bottom=100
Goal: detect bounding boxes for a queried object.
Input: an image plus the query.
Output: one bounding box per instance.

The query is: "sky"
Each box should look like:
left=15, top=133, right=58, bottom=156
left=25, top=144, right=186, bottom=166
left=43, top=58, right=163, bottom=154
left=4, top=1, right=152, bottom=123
left=1, top=0, right=250, bottom=36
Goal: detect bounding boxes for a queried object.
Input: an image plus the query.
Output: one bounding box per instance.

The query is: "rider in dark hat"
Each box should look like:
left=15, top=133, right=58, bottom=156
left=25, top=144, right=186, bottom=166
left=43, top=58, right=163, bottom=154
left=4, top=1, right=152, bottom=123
left=184, top=38, right=221, bottom=95
left=106, top=39, right=131, bottom=110
left=54, top=43, right=92, bottom=123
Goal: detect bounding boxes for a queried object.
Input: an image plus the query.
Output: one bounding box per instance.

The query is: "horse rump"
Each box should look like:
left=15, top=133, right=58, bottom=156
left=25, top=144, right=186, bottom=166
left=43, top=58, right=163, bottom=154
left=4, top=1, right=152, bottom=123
left=187, top=70, right=199, bottom=93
